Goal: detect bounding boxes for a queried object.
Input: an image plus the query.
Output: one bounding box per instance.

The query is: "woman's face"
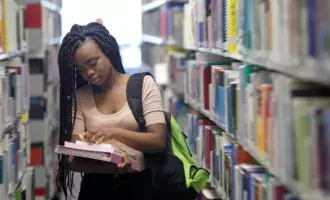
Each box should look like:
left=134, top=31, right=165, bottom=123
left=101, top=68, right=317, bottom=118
left=73, top=38, right=113, bottom=86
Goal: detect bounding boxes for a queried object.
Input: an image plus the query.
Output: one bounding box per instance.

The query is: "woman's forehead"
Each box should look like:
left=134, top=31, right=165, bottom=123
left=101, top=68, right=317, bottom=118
left=74, top=39, right=100, bottom=63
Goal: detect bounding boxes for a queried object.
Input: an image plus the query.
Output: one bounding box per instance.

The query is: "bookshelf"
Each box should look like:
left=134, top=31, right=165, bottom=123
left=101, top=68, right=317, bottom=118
left=25, top=0, right=62, bottom=199
left=0, top=0, right=37, bottom=199
left=142, top=0, right=330, bottom=200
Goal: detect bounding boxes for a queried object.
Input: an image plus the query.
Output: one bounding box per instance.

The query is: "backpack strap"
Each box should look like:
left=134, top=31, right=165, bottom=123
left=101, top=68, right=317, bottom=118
left=126, top=72, right=153, bottom=132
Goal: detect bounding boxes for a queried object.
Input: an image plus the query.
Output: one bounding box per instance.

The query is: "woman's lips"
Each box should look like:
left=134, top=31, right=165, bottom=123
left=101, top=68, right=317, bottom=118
left=91, top=77, right=100, bottom=84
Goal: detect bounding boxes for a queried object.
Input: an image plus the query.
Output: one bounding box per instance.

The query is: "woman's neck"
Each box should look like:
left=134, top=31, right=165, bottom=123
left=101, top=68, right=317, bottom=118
left=93, top=71, right=122, bottom=92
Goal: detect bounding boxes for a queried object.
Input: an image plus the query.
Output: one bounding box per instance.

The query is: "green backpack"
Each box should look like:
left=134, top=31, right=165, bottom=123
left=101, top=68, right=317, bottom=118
left=126, top=72, right=209, bottom=199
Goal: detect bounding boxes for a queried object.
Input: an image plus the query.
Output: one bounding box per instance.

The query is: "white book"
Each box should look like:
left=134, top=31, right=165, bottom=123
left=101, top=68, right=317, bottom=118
left=207, top=15, right=213, bottom=49
left=0, top=66, right=6, bottom=126
left=198, top=125, right=204, bottom=165
left=270, top=0, right=282, bottom=63
left=4, top=0, right=18, bottom=52
left=209, top=83, right=213, bottom=113
left=259, top=1, right=268, bottom=58
left=197, top=0, right=206, bottom=47
left=234, top=165, right=242, bottom=200
left=281, top=0, right=291, bottom=64
left=3, top=134, right=9, bottom=196
left=220, top=134, right=230, bottom=192
left=246, top=79, right=255, bottom=144
left=299, top=1, right=308, bottom=60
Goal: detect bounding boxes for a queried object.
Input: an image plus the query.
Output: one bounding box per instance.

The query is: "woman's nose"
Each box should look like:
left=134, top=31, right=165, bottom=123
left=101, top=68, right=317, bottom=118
left=85, top=68, right=95, bottom=77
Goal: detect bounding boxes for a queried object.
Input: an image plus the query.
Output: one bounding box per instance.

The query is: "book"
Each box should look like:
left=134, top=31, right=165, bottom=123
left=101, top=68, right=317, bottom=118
left=55, top=140, right=145, bottom=172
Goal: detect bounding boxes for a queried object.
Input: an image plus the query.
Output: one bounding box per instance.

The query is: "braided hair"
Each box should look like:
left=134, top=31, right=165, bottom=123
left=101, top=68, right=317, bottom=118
left=56, top=22, right=125, bottom=199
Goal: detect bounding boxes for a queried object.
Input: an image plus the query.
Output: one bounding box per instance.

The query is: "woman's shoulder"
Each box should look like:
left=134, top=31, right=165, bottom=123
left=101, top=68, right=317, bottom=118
left=142, top=74, right=156, bottom=86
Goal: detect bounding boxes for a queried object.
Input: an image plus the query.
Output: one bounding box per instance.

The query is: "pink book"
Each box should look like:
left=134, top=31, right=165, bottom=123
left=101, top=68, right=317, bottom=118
left=55, top=140, right=145, bottom=172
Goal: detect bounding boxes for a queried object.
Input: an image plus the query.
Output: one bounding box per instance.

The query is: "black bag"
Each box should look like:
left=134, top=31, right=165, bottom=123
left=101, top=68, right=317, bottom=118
left=126, top=72, right=209, bottom=200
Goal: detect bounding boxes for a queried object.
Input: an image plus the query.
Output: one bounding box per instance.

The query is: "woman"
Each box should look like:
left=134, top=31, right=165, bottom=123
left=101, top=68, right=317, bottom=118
left=56, top=22, right=166, bottom=200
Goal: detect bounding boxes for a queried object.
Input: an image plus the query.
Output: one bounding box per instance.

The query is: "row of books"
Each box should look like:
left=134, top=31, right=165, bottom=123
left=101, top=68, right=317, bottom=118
left=1, top=63, right=30, bottom=135
left=25, top=0, right=62, bottom=59
left=23, top=2, right=61, bottom=199
left=183, top=0, right=330, bottom=69
left=0, top=98, right=36, bottom=200
left=24, top=0, right=62, bottom=198
left=142, top=2, right=185, bottom=46
left=187, top=113, right=306, bottom=200
left=0, top=0, right=61, bottom=199
left=28, top=59, right=60, bottom=199
left=141, top=43, right=167, bottom=70
left=0, top=0, right=27, bottom=53
left=167, top=51, right=187, bottom=93
left=185, top=59, right=238, bottom=133
left=183, top=58, right=330, bottom=198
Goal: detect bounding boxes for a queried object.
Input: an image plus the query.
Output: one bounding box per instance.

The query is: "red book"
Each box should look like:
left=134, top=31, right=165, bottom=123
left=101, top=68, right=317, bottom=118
left=203, top=64, right=212, bottom=110
left=205, top=126, right=213, bottom=169
left=161, top=6, right=168, bottom=41
left=25, top=4, right=42, bottom=28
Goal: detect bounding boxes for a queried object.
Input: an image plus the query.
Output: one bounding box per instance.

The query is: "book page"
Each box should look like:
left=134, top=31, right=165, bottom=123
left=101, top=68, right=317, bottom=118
left=101, top=139, right=144, bottom=162
left=74, top=139, right=144, bottom=162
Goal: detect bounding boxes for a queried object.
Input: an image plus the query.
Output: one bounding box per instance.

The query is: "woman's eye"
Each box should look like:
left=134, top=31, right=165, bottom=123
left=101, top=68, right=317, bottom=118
left=89, top=59, right=98, bottom=66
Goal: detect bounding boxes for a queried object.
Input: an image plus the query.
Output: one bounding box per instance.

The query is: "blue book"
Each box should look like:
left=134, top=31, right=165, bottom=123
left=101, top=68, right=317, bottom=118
left=0, top=156, right=3, bottom=184
left=307, top=0, right=317, bottom=58
left=240, top=164, right=265, bottom=200
left=217, top=85, right=225, bottom=123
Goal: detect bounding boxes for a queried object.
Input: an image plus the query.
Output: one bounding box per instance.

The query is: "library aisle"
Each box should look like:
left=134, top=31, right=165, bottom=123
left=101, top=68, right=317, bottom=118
left=2, top=0, right=330, bottom=200
left=142, top=0, right=330, bottom=200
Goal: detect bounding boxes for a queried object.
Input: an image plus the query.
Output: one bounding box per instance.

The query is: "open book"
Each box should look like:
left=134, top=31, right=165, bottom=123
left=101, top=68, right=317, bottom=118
left=55, top=140, right=145, bottom=172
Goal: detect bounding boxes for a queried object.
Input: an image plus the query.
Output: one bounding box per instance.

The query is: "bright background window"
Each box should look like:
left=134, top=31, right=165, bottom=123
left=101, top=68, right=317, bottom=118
left=61, top=0, right=142, bottom=69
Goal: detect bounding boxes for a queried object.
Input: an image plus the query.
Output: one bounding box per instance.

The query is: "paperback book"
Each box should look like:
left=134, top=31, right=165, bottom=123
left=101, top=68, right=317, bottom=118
left=55, top=140, right=145, bottom=172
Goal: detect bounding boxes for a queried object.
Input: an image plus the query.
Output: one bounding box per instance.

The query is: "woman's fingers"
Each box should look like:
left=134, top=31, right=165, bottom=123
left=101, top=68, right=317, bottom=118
left=82, top=131, right=93, bottom=142
left=117, top=152, right=131, bottom=173
left=95, top=135, right=105, bottom=144
left=89, top=132, right=102, bottom=142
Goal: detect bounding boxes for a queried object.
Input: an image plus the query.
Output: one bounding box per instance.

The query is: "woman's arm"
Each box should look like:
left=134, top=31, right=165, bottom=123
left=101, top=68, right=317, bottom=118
left=67, top=93, right=104, bottom=172
left=101, top=123, right=166, bottom=153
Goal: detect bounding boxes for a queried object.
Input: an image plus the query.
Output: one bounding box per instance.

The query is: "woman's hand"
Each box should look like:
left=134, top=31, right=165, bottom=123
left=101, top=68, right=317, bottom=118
left=117, top=152, right=133, bottom=173
left=82, top=127, right=121, bottom=144
left=81, top=130, right=134, bottom=173
left=82, top=131, right=111, bottom=144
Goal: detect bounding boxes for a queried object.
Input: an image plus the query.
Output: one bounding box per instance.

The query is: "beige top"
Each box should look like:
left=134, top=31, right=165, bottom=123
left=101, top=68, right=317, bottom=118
left=72, top=75, right=165, bottom=134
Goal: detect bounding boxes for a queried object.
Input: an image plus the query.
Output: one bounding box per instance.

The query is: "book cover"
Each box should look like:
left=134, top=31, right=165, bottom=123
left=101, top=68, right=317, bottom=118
left=55, top=140, right=145, bottom=172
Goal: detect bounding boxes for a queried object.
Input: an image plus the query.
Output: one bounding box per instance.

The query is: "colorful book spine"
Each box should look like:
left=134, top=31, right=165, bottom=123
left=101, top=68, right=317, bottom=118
left=183, top=0, right=330, bottom=70
left=184, top=55, right=330, bottom=199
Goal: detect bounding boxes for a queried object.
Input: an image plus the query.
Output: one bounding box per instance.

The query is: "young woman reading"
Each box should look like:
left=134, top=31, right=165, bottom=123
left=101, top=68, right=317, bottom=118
left=56, top=22, right=166, bottom=200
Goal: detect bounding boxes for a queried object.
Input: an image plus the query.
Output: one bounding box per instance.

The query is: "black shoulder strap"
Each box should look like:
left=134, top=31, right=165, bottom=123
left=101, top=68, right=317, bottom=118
left=126, top=72, right=154, bottom=132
